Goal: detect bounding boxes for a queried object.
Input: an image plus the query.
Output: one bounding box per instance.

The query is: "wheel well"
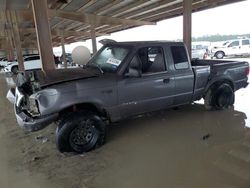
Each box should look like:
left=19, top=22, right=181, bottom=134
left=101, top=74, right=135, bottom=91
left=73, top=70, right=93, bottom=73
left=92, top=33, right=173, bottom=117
left=215, top=51, right=225, bottom=56
left=11, top=65, right=18, bottom=70
left=207, top=79, right=234, bottom=93
left=58, top=103, right=109, bottom=121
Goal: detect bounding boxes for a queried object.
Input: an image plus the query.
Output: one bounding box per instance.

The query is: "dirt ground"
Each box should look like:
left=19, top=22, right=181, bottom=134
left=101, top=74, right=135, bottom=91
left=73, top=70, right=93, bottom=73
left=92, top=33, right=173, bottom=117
left=0, top=73, right=250, bottom=188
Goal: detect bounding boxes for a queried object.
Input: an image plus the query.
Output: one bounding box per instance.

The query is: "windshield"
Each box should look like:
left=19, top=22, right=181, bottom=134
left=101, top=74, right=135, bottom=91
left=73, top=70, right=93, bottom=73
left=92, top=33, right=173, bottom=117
left=88, top=46, right=129, bottom=73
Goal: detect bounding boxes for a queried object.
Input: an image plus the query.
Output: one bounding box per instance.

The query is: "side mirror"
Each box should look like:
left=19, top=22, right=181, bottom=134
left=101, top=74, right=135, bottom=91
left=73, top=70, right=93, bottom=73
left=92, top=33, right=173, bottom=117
left=125, top=68, right=141, bottom=78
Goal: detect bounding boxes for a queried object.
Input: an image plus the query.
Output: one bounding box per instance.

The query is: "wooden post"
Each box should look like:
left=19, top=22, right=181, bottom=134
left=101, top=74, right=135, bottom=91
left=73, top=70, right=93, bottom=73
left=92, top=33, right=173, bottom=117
left=183, top=0, right=192, bottom=58
left=9, top=11, right=25, bottom=71
left=91, top=26, right=97, bottom=54
left=5, top=29, right=15, bottom=61
left=61, top=34, right=67, bottom=68
left=31, top=0, right=55, bottom=70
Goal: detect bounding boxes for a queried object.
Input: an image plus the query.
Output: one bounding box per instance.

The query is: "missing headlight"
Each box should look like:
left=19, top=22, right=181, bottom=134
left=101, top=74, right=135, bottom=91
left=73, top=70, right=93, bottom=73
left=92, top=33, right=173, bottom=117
left=28, top=96, right=40, bottom=116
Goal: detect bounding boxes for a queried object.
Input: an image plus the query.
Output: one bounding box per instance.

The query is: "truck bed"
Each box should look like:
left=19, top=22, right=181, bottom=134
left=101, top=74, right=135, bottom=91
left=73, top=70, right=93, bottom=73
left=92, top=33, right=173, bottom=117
left=191, top=59, right=249, bottom=91
left=191, top=59, right=248, bottom=68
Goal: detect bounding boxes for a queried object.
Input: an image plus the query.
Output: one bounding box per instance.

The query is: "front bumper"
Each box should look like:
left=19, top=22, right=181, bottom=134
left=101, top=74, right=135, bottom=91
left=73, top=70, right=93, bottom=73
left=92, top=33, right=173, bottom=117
left=7, top=87, right=58, bottom=132
left=4, top=67, right=11, bottom=73
left=15, top=107, right=58, bottom=132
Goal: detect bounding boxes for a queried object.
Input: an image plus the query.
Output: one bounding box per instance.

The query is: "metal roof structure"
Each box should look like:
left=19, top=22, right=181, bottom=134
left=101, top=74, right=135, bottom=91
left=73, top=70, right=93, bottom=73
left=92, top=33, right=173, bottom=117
left=0, top=0, right=245, bottom=49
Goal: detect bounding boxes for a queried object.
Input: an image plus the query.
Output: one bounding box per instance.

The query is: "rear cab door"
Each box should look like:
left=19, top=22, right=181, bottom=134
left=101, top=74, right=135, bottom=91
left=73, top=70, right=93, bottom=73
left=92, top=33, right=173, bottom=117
left=169, top=44, right=194, bottom=105
left=241, top=39, right=250, bottom=55
left=117, top=43, right=175, bottom=118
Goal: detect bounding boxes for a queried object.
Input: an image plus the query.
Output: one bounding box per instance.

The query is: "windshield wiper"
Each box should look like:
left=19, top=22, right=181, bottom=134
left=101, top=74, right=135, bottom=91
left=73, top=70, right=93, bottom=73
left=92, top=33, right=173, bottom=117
left=87, top=63, right=104, bottom=74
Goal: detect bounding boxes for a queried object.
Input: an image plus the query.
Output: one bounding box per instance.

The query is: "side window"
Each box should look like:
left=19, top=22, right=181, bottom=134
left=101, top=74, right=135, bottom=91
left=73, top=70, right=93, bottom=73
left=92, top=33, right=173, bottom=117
left=127, top=46, right=166, bottom=75
left=29, top=56, right=40, bottom=61
left=171, top=46, right=189, bottom=70
left=24, top=56, right=40, bottom=61
left=139, top=46, right=166, bottom=74
left=24, top=57, right=31, bottom=61
left=242, top=39, right=250, bottom=45
left=229, top=41, right=239, bottom=47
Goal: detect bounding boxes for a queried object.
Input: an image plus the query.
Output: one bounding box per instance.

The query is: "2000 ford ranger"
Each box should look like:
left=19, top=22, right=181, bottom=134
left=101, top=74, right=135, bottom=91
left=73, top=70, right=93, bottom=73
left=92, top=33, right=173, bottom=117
left=7, top=41, right=249, bottom=153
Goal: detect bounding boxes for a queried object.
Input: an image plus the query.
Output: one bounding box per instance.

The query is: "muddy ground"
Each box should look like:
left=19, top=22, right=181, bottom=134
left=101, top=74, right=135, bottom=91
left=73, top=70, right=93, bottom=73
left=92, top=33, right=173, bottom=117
left=0, top=74, right=250, bottom=188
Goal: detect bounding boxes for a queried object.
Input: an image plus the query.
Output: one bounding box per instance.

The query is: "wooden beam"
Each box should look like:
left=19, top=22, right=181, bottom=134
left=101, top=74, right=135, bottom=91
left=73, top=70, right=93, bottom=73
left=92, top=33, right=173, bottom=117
left=9, top=11, right=25, bottom=70
left=61, top=34, right=67, bottom=68
left=5, top=30, right=15, bottom=61
left=20, top=27, right=108, bottom=38
left=107, top=0, right=149, bottom=17
left=77, top=0, right=97, bottom=11
left=91, top=27, right=97, bottom=54
left=93, top=0, right=123, bottom=15
left=121, top=0, right=178, bottom=19
left=48, top=9, right=156, bottom=27
left=31, top=0, right=55, bottom=70
left=4, top=11, right=16, bottom=61
left=183, top=0, right=192, bottom=58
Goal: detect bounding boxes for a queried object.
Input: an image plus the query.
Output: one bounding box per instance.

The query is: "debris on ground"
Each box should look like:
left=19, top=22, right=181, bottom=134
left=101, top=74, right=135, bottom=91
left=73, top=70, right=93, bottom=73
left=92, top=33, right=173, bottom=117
left=35, top=135, right=49, bottom=143
left=202, top=133, right=211, bottom=140
left=32, top=156, right=41, bottom=161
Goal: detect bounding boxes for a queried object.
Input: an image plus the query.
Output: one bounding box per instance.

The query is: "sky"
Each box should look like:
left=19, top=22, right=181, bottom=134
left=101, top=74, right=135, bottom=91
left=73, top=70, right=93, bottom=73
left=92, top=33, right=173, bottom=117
left=53, top=0, right=250, bottom=55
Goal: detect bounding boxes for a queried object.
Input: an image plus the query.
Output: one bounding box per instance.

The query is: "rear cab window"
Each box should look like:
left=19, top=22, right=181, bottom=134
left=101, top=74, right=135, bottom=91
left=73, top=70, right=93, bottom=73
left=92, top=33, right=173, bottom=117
left=171, top=46, right=189, bottom=70
left=242, top=39, right=250, bottom=45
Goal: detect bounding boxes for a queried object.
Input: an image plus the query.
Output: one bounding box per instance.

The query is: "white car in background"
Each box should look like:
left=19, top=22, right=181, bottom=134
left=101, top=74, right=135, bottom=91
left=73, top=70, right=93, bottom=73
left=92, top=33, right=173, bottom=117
left=4, top=55, right=41, bottom=74
left=0, top=57, right=8, bottom=68
left=192, top=44, right=208, bottom=59
left=211, top=38, right=250, bottom=59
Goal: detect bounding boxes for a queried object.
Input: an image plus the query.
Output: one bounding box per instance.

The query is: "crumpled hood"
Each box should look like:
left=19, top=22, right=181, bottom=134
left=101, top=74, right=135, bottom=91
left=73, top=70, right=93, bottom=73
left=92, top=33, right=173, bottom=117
left=27, top=68, right=99, bottom=87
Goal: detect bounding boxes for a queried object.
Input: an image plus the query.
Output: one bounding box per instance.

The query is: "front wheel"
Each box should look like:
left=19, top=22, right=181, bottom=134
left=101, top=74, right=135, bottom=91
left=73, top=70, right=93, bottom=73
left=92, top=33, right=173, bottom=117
left=56, top=112, right=106, bottom=153
left=215, top=51, right=224, bottom=59
left=11, top=66, right=19, bottom=74
left=204, top=83, right=234, bottom=110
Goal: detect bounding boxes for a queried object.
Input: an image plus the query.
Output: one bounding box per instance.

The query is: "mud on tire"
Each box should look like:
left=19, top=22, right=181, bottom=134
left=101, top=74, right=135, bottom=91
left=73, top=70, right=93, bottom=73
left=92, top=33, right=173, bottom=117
left=204, top=83, right=234, bottom=110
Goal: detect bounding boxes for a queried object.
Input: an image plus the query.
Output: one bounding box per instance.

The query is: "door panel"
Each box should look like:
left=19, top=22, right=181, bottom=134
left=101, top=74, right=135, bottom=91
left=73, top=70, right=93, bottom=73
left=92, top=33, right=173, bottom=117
left=118, top=72, right=175, bottom=118
left=174, top=70, right=194, bottom=105
left=241, top=39, right=250, bottom=55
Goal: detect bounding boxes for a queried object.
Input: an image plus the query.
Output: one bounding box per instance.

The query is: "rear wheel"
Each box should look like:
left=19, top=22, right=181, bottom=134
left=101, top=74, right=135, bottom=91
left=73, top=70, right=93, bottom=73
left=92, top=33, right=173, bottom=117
left=56, top=112, right=106, bottom=153
left=11, top=66, right=19, bottom=74
left=204, top=83, right=234, bottom=110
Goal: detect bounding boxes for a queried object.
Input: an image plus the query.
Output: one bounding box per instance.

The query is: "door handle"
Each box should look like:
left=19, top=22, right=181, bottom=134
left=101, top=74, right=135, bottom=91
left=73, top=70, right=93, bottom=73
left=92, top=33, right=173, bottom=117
left=163, top=78, right=170, bottom=84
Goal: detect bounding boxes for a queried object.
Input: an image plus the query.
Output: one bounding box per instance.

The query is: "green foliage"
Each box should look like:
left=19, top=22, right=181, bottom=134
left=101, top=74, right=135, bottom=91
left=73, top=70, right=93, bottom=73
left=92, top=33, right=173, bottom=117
left=192, top=34, right=250, bottom=42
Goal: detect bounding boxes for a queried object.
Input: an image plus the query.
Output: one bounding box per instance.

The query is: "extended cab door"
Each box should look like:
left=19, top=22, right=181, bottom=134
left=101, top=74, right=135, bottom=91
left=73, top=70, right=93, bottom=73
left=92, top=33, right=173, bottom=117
left=170, top=45, right=194, bottom=105
left=241, top=39, right=250, bottom=55
left=117, top=46, right=175, bottom=118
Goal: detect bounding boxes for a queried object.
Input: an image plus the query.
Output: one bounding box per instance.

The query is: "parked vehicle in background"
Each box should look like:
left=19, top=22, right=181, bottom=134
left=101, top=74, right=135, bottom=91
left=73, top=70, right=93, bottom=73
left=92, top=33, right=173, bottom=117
left=4, top=55, right=41, bottom=74
left=192, top=44, right=208, bottom=59
left=60, top=53, right=73, bottom=64
left=211, top=38, right=250, bottom=59
left=0, top=57, right=8, bottom=68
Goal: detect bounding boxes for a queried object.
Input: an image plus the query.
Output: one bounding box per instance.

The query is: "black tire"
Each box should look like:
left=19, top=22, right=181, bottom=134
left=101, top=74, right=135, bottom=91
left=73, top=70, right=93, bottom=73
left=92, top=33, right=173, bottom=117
left=215, top=51, right=224, bottom=59
left=204, top=83, right=234, bottom=110
left=11, top=66, right=19, bottom=74
left=56, top=112, right=106, bottom=153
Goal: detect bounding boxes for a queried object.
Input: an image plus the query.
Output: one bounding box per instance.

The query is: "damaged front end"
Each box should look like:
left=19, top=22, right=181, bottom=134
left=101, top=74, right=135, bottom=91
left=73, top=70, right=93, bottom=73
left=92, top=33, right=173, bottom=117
left=7, top=71, right=58, bottom=132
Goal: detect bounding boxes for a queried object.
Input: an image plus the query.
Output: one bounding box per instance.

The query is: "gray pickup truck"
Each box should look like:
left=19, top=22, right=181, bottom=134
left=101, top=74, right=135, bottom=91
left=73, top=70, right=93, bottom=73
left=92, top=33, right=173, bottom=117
left=7, top=41, right=249, bottom=153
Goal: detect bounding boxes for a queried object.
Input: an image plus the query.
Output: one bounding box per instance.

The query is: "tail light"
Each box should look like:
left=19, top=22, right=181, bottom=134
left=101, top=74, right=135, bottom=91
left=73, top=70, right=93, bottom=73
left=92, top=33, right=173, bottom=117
left=246, top=66, right=249, bottom=78
left=203, top=52, right=208, bottom=59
